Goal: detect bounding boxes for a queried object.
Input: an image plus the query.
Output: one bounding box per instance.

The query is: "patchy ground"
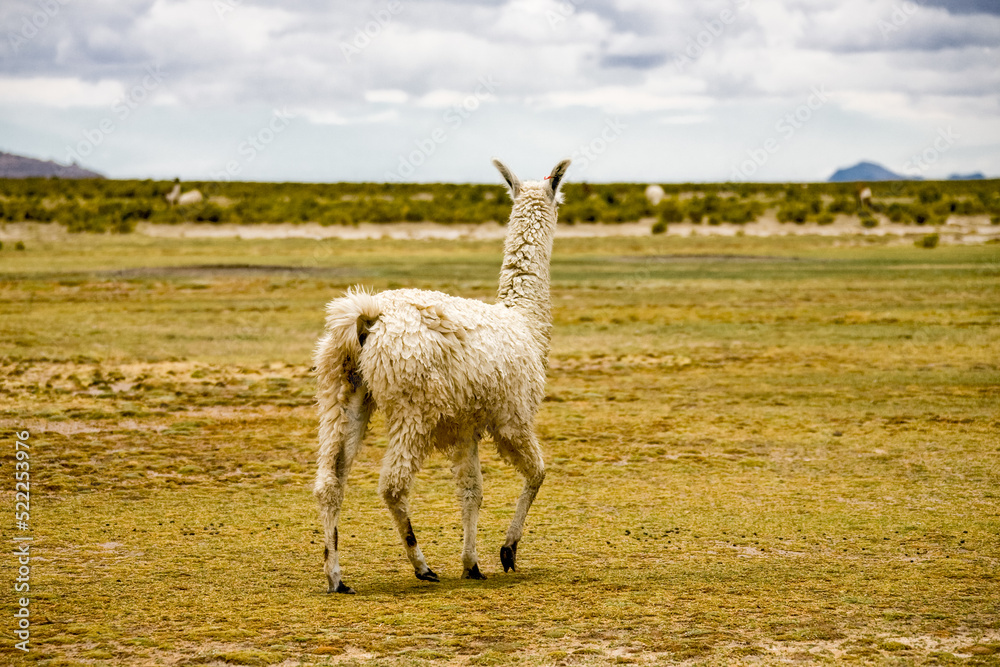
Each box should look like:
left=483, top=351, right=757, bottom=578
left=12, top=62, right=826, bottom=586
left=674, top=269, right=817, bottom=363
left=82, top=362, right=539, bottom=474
left=1, top=234, right=998, bottom=665
left=1, top=212, right=998, bottom=246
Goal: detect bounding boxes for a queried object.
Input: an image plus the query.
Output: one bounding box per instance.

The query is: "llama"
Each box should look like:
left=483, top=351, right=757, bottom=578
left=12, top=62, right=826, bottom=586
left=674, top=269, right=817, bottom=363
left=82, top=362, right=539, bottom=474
left=857, top=186, right=872, bottom=209
left=645, top=184, right=665, bottom=206
left=165, top=182, right=204, bottom=206
left=313, top=158, right=570, bottom=593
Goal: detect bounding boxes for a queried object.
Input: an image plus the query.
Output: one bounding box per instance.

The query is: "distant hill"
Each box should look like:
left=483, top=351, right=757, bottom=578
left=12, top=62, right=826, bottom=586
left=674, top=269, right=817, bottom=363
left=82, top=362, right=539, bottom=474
left=828, top=161, right=921, bottom=183
left=948, top=172, right=985, bottom=180
left=0, top=151, right=104, bottom=179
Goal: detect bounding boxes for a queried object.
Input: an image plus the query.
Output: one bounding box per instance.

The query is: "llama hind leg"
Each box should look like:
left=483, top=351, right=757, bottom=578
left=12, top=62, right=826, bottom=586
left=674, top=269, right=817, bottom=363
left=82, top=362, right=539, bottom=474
left=315, top=388, right=372, bottom=594
left=379, top=427, right=438, bottom=582
left=495, top=430, right=545, bottom=573
left=451, top=437, right=486, bottom=580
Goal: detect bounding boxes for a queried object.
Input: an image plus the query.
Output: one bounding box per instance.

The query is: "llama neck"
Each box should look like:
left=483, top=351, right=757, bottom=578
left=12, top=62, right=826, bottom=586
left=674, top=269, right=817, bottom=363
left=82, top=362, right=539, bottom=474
left=497, top=193, right=556, bottom=343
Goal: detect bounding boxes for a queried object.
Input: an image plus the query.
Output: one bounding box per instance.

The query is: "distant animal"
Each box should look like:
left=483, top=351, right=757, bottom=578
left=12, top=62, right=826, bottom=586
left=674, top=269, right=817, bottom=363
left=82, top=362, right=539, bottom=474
left=645, top=184, right=665, bottom=206
left=857, top=187, right=872, bottom=208
left=312, top=157, right=570, bottom=593
left=165, top=183, right=204, bottom=206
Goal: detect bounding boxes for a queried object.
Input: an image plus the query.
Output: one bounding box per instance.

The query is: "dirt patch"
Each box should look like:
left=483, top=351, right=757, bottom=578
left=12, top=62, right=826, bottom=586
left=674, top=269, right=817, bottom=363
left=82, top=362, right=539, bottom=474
left=615, top=253, right=803, bottom=262
left=761, top=632, right=1000, bottom=662
left=136, top=220, right=514, bottom=241
left=663, top=213, right=999, bottom=245
left=101, top=264, right=351, bottom=278
left=549, top=353, right=692, bottom=373
left=131, top=215, right=1000, bottom=244
left=2, top=215, right=997, bottom=244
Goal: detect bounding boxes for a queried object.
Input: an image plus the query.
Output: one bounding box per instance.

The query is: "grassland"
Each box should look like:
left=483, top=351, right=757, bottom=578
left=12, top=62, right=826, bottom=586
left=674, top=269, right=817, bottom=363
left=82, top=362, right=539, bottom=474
left=1, top=232, right=998, bottom=665
left=2, top=177, right=999, bottom=233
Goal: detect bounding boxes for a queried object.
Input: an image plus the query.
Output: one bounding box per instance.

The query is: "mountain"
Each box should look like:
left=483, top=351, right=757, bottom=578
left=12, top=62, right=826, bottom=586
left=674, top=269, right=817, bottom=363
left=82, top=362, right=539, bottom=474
left=0, top=151, right=104, bottom=179
left=947, top=172, right=985, bottom=180
left=828, top=161, right=921, bottom=182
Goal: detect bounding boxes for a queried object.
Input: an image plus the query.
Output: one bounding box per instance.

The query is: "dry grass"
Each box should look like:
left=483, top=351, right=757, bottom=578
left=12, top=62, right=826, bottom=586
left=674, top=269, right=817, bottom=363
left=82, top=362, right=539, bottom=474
left=1, top=233, right=998, bottom=665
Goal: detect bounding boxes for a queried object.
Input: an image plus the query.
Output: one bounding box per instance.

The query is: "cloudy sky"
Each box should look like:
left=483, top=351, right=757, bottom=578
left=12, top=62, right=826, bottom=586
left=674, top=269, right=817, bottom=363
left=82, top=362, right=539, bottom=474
left=1, top=0, right=998, bottom=182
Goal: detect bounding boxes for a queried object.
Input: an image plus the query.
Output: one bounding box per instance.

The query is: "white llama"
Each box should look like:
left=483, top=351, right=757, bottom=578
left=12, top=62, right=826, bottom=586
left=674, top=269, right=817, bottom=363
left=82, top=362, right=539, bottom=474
left=165, top=182, right=204, bottom=206
left=645, top=184, right=665, bottom=206
left=857, top=186, right=872, bottom=209
left=313, top=158, right=570, bottom=593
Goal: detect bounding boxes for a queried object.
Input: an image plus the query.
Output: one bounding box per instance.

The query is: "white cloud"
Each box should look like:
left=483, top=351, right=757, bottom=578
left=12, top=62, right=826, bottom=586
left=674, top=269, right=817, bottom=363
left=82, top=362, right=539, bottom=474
left=531, top=84, right=712, bottom=115
left=295, top=108, right=399, bottom=126
left=659, top=114, right=710, bottom=124
left=365, top=89, right=409, bottom=104
left=797, top=0, right=1000, bottom=52
left=0, top=76, right=124, bottom=107
left=136, top=0, right=296, bottom=54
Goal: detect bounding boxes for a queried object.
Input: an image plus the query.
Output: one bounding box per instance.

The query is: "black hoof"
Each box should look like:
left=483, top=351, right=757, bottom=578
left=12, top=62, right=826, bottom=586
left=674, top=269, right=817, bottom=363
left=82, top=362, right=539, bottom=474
left=462, top=563, right=487, bottom=580
left=500, top=543, right=518, bottom=573
left=415, top=568, right=440, bottom=582
left=333, top=581, right=356, bottom=594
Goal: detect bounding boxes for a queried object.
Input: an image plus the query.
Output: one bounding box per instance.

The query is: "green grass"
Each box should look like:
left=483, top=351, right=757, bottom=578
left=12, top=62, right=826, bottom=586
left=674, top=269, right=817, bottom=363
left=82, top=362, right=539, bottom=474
left=1, top=234, right=998, bottom=665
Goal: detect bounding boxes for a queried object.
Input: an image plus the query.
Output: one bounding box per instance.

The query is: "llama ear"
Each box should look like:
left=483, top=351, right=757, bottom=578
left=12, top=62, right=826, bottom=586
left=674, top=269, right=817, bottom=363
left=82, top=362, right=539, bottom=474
left=492, top=158, right=521, bottom=200
left=545, top=159, right=571, bottom=200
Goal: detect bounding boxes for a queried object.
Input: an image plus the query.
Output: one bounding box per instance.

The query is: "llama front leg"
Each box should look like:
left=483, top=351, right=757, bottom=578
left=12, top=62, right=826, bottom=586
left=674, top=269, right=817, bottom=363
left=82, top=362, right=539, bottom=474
left=451, top=439, right=486, bottom=580
left=496, top=431, right=546, bottom=573
left=379, top=428, right=438, bottom=582
left=314, top=388, right=372, bottom=594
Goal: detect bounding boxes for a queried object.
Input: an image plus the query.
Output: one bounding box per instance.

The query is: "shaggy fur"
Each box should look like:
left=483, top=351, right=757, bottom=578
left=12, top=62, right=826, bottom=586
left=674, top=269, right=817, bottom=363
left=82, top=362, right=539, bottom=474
left=313, top=158, right=571, bottom=593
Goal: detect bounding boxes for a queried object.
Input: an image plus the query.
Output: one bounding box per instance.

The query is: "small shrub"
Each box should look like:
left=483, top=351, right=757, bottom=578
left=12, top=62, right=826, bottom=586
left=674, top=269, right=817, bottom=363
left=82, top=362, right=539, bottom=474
left=916, top=233, right=939, bottom=249
left=719, top=201, right=762, bottom=224
left=859, top=212, right=878, bottom=228
left=193, top=203, right=226, bottom=223
left=113, top=218, right=136, bottom=234
left=778, top=203, right=810, bottom=224
left=318, top=209, right=353, bottom=226
left=124, top=203, right=153, bottom=220
left=684, top=193, right=721, bottom=224
left=910, top=205, right=937, bottom=225
left=918, top=185, right=942, bottom=204
left=15, top=240, right=26, bottom=251
left=659, top=199, right=683, bottom=224
left=651, top=220, right=668, bottom=235
left=827, top=197, right=855, bottom=214
left=885, top=202, right=909, bottom=223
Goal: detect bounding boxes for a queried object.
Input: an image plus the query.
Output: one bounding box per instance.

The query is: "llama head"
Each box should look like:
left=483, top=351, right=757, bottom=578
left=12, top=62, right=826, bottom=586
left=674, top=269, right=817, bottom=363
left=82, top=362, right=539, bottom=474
left=492, top=158, right=571, bottom=205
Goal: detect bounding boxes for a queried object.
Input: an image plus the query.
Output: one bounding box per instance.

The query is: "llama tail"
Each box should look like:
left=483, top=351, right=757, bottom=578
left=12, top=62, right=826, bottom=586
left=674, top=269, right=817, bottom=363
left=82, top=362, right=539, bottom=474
left=313, top=287, right=381, bottom=397
left=313, top=289, right=380, bottom=595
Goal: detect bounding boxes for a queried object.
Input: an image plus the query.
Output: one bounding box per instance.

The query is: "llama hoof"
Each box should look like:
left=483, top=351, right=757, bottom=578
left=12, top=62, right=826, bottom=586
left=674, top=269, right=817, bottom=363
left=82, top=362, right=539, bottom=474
left=332, top=581, right=356, bottom=594
left=462, top=563, right=487, bottom=580
left=415, top=568, right=440, bottom=583
left=500, top=543, right=518, bottom=573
